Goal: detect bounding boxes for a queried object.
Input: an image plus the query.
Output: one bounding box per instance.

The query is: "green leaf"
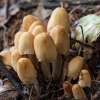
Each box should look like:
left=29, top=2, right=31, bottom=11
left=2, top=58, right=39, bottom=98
left=75, top=14, right=100, bottom=49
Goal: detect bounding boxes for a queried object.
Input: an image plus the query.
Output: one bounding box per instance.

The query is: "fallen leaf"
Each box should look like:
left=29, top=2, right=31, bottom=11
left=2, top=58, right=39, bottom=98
left=75, top=14, right=100, bottom=49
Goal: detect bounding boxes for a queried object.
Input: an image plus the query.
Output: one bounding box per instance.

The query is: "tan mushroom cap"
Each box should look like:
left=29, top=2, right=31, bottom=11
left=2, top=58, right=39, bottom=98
left=67, top=56, right=84, bottom=80
left=49, top=25, right=70, bottom=54
left=63, top=81, right=73, bottom=99
left=14, top=31, right=23, bottom=48
left=78, top=69, right=91, bottom=88
left=0, top=50, right=12, bottom=70
left=32, top=25, right=46, bottom=37
left=34, top=32, right=57, bottom=62
left=23, top=15, right=39, bottom=31
left=10, top=46, right=16, bottom=52
left=11, top=49, right=22, bottom=71
left=47, top=7, right=70, bottom=33
left=18, top=32, right=35, bottom=55
left=28, top=21, right=46, bottom=33
left=17, top=58, right=37, bottom=84
left=72, top=84, right=86, bottom=99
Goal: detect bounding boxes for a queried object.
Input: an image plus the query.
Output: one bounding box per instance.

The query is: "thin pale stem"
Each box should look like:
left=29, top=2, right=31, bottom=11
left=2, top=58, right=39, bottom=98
left=34, top=78, right=40, bottom=96
left=52, top=53, right=62, bottom=78
left=41, top=62, right=51, bottom=79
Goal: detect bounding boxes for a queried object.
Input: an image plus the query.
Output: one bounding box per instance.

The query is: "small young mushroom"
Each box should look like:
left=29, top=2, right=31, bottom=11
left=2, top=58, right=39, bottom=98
left=18, top=32, right=37, bottom=66
left=14, top=31, right=23, bottom=48
left=11, top=49, right=22, bottom=71
left=32, top=25, right=46, bottom=37
left=34, top=32, right=57, bottom=79
left=0, top=50, right=12, bottom=70
left=17, top=58, right=40, bottom=96
left=47, top=7, right=70, bottom=33
left=22, top=15, right=39, bottom=31
left=49, top=25, right=70, bottom=77
left=72, top=84, right=86, bottom=99
left=63, top=81, right=73, bottom=99
left=28, top=21, right=46, bottom=33
left=78, top=69, right=91, bottom=88
left=67, top=56, right=84, bottom=82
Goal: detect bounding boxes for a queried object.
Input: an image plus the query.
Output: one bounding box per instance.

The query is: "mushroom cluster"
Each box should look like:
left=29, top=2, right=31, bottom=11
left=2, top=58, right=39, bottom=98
left=62, top=56, right=92, bottom=99
left=0, top=7, right=70, bottom=97
left=0, top=6, right=91, bottom=99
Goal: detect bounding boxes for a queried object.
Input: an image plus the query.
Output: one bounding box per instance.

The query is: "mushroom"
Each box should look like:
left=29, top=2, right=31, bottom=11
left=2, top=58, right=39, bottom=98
left=10, top=46, right=16, bottom=52
left=34, top=32, right=57, bottom=79
left=49, top=25, right=70, bottom=77
left=0, top=50, right=12, bottom=70
left=11, top=49, right=22, bottom=71
left=14, top=31, right=23, bottom=48
left=63, top=81, right=73, bottom=99
left=78, top=69, right=91, bottom=88
left=22, top=15, right=39, bottom=31
left=67, top=56, right=84, bottom=82
left=47, top=7, right=70, bottom=33
left=28, top=21, right=46, bottom=33
left=17, top=58, right=40, bottom=96
left=72, top=84, right=86, bottom=99
left=18, top=32, right=37, bottom=67
left=32, top=25, right=46, bottom=37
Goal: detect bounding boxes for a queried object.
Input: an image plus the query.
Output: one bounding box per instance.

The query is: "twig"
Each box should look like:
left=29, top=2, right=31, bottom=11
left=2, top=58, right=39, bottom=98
left=34, top=88, right=63, bottom=100
left=0, top=61, right=29, bottom=99
left=78, top=25, right=84, bottom=56
left=0, top=88, right=17, bottom=94
left=69, top=5, right=81, bottom=15
left=46, top=77, right=53, bottom=92
left=70, top=38, right=95, bottom=49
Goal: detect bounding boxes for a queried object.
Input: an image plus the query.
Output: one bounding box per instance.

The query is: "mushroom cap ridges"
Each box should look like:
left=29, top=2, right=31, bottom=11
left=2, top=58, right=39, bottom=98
left=11, top=49, right=22, bottom=71
left=47, top=7, right=70, bottom=33
left=49, top=25, right=70, bottom=54
left=28, top=21, right=46, bottom=33
left=23, top=15, right=39, bottom=31
left=17, top=58, right=37, bottom=84
left=34, top=32, right=57, bottom=62
left=18, top=32, right=35, bottom=55
left=0, top=50, right=12, bottom=70
left=72, top=84, right=86, bottom=99
left=78, top=69, right=91, bottom=88
left=67, top=56, right=84, bottom=80
left=14, top=31, right=23, bottom=48
left=32, top=25, right=46, bottom=37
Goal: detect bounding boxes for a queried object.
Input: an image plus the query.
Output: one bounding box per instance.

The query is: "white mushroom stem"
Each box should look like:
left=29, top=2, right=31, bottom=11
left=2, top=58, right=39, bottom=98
left=34, top=78, right=40, bottom=96
left=52, top=53, right=62, bottom=77
left=41, top=62, right=51, bottom=79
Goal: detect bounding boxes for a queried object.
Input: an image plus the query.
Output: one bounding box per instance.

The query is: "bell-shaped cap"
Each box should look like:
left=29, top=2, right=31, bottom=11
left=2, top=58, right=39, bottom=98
left=14, top=31, right=23, bottom=48
left=49, top=25, right=70, bottom=54
left=72, top=84, right=86, bottom=99
left=32, top=25, right=46, bottom=37
left=28, top=21, right=46, bottom=33
left=23, top=15, right=39, bottom=31
left=18, top=32, right=35, bottom=55
left=34, top=32, right=57, bottom=62
left=17, top=58, right=37, bottom=84
left=78, top=69, right=91, bottom=88
left=47, top=7, right=70, bottom=33
left=67, top=56, right=84, bottom=80
left=11, top=49, right=22, bottom=71
left=0, top=50, right=12, bottom=70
